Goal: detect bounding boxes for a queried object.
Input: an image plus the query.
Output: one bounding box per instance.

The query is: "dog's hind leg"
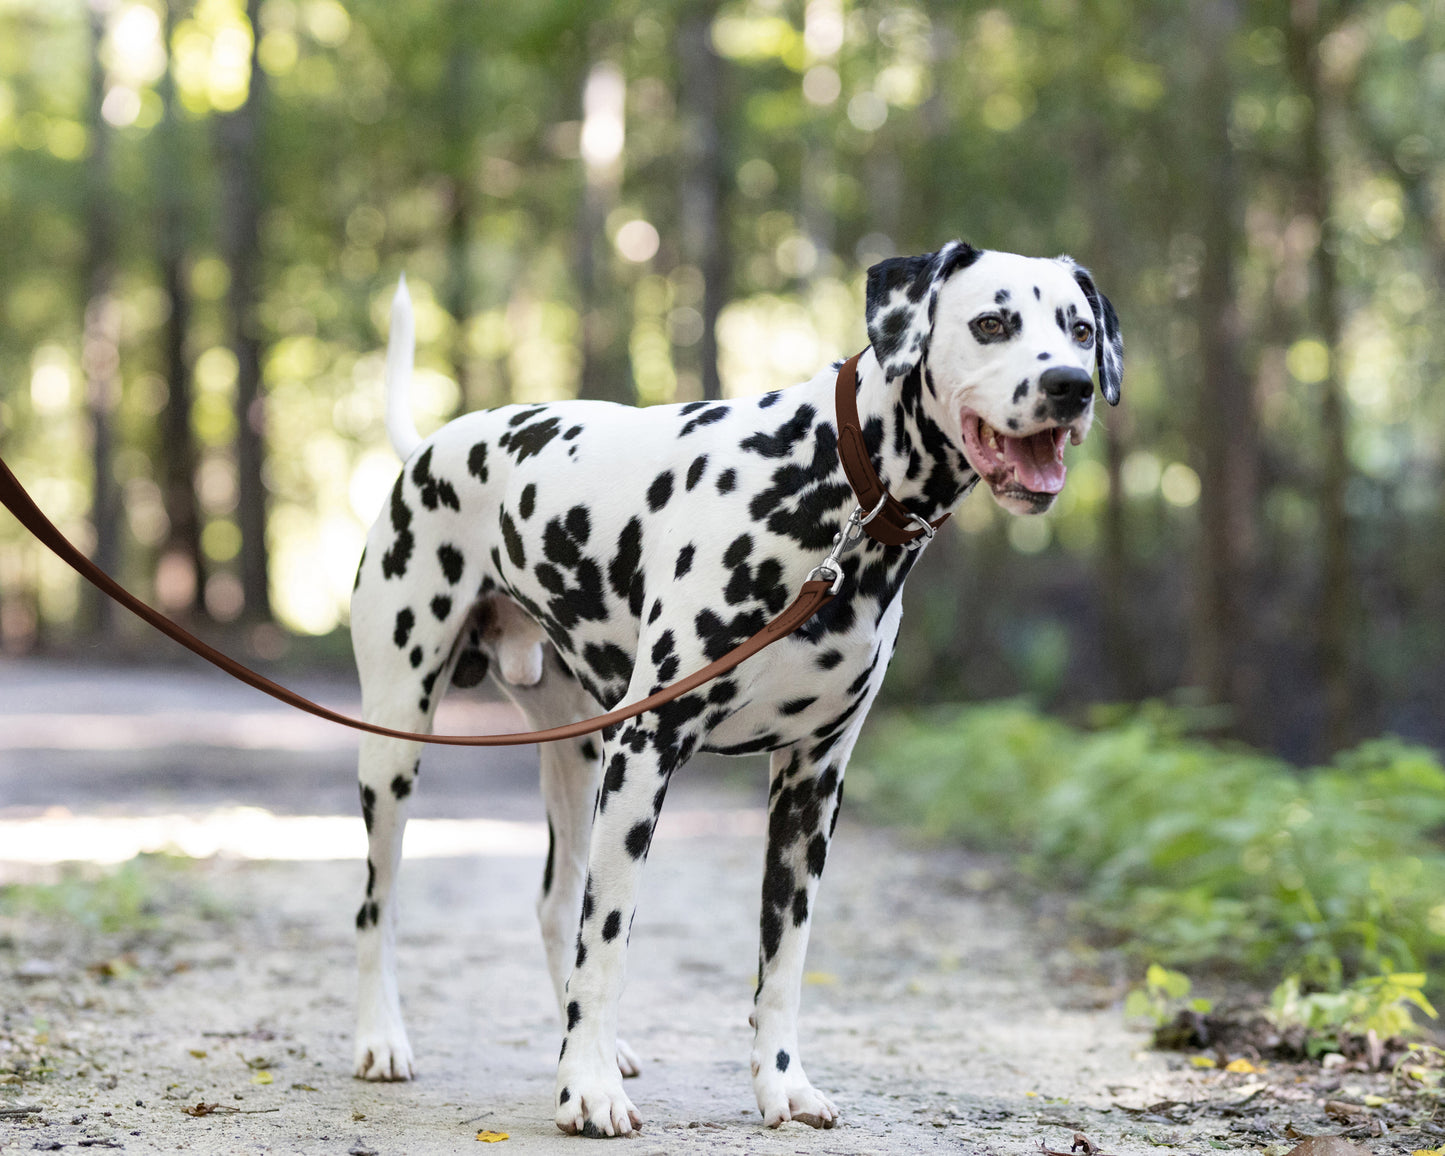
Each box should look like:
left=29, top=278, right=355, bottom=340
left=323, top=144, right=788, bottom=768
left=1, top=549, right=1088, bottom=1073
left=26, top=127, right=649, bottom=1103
left=494, top=641, right=642, bottom=1079
left=352, top=719, right=428, bottom=1081
left=350, top=540, right=465, bottom=1081
left=748, top=723, right=863, bottom=1129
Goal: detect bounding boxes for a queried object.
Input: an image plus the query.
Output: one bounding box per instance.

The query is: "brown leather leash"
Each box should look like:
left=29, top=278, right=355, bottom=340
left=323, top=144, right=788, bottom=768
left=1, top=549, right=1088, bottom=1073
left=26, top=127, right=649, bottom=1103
left=0, top=351, right=940, bottom=746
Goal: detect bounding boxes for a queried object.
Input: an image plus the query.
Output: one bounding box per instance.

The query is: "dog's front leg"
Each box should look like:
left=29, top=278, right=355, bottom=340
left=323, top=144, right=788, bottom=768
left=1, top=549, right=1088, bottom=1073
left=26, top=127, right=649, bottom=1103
left=749, top=731, right=857, bottom=1128
left=553, top=715, right=697, bottom=1137
left=353, top=732, right=422, bottom=1081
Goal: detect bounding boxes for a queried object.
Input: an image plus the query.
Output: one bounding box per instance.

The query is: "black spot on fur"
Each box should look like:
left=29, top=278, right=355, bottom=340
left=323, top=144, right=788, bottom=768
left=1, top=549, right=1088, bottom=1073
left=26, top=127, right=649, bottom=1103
left=559, top=1086, right=571, bottom=1104
left=381, top=476, right=414, bottom=578
left=716, top=468, right=737, bottom=494
left=391, top=774, right=411, bottom=800
left=411, top=446, right=460, bottom=512
left=360, top=785, right=376, bottom=832
left=564, top=424, right=583, bottom=440
left=519, top=483, right=537, bottom=520
left=601, top=753, right=627, bottom=811
left=685, top=454, right=708, bottom=491
left=467, top=441, right=489, bottom=482
left=607, top=518, right=645, bottom=618
left=816, top=649, right=844, bottom=670
left=739, top=405, right=815, bottom=459
left=542, top=820, right=555, bottom=895
left=437, top=543, right=464, bottom=584
left=575, top=938, right=587, bottom=968
left=567, top=1001, right=580, bottom=1030
left=675, top=544, right=695, bottom=579
left=780, top=696, right=816, bottom=716
left=501, top=415, right=563, bottom=462
left=430, top=594, right=451, bottom=620
left=647, top=471, right=674, bottom=512
left=776, top=1049, right=790, bottom=1072
left=393, top=608, right=415, bottom=648
left=759, top=391, right=781, bottom=409
left=409, top=645, right=423, bottom=668
left=1013, top=380, right=1029, bottom=404
left=625, top=820, right=653, bottom=860
left=602, top=910, right=622, bottom=942
left=580, top=739, right=599, bottom=761
left=501, top=510, right=525, bottom=568
left=807, top=833, right=828, bottom=876
left=356, top=900, right=379, bottom=929
left=680, top=404, right=728, bottom=436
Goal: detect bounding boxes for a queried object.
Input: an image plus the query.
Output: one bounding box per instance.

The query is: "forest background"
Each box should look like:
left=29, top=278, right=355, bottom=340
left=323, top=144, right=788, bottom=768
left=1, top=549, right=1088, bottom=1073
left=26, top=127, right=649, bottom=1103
left=0, top=0, right=1439, bottom=764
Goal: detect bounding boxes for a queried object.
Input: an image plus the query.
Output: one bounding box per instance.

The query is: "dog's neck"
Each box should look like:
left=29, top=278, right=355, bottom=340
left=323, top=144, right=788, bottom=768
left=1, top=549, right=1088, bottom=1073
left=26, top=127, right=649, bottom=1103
left=844, top=350, right=979, bottom=523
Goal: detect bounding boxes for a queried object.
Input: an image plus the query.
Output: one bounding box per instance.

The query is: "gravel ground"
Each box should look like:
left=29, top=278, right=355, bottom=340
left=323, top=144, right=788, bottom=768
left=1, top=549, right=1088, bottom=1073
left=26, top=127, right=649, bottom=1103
left=0, top=658, right=1382, bottom=1156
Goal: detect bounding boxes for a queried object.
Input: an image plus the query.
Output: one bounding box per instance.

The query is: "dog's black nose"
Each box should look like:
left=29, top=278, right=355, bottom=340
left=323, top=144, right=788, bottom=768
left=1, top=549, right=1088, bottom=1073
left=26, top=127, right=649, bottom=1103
left=1039, top=366, right=1094, bottom=408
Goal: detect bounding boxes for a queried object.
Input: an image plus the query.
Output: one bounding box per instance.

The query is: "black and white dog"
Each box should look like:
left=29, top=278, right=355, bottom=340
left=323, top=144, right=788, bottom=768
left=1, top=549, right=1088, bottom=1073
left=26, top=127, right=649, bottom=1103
left=349, top=242, right=1122, bottom=1135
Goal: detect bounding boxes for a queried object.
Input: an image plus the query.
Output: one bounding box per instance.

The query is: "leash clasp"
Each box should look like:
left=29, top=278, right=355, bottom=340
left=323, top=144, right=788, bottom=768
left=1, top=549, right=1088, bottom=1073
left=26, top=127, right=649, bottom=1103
left=806, top=494, right=886, bottom=595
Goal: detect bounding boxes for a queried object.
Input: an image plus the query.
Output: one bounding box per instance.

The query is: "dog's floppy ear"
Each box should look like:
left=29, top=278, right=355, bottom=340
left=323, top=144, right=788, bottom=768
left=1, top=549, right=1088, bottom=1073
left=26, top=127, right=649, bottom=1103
left=866, top=240, right=982, bottom=380
left=1058, top=258, right=1123, bottom=406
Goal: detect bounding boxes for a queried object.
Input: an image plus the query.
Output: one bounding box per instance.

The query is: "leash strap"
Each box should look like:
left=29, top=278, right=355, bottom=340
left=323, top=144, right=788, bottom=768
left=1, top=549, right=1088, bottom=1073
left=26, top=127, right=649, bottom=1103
left=834, top=352, right=950, bottom=547
left=0, top=453, right=834, bottom=747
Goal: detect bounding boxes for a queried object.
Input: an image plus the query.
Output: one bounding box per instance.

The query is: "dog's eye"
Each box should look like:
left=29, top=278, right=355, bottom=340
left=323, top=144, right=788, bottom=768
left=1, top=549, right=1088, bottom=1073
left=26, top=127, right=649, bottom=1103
left=977, top=316, right=1004, bottom=337
left=1072, top=321, right=1094, bottom=344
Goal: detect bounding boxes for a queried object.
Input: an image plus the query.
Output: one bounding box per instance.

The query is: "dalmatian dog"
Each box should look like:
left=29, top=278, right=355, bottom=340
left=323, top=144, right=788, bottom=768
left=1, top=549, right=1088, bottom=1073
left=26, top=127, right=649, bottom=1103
left=349, top=241, right=1122, bottom=1136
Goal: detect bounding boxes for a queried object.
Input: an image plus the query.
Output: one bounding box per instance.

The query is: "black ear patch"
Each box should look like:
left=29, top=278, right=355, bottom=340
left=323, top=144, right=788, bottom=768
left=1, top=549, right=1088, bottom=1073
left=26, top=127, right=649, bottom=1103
left=865, top=241, right=982, bottom=379
left=1058, top=258, right=1123, bottom=406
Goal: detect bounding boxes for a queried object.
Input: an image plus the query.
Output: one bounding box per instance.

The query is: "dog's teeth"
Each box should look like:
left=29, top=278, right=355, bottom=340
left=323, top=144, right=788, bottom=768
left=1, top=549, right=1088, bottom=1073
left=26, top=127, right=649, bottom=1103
left=1069, top=429, right=1081, bottom=445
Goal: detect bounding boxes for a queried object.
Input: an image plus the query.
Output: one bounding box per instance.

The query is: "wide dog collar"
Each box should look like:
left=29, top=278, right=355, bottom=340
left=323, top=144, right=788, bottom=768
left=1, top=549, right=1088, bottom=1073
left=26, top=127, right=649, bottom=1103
left=833, top=352, right=951, bottom=548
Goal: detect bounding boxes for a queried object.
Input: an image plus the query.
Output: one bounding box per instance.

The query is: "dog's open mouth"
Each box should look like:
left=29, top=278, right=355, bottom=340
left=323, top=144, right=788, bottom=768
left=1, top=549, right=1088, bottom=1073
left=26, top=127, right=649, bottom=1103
left=960, top=409, right=1072, bottom=497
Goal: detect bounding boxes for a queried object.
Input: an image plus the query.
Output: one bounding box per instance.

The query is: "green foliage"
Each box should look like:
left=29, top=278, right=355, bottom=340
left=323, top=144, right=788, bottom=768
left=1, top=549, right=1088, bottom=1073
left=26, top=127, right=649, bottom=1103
left=853, top=702, right=1445, bottom=986
left=0, top=853, right=217, bottom=933
left=1125, top=962, right=1213, bottom=1026
left=1271, top=972, right=1438, bottom=1053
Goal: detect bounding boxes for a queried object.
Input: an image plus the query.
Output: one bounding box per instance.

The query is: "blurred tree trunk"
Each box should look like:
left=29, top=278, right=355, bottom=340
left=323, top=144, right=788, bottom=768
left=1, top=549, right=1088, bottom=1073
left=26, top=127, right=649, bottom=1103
left=156, top=0, right=204, bottom=618
left=576, top=55, right=632, bottom=404
left=1287, top=0, right=1358, bottom=751
left=676, top=3, right=727, bottom=401
left=1189, top=0, right=1262, bottom=735
left=216, top=0, right=270, bottom=621
left=81, top=0, right=120, bottom=638
left=442, top=15, right=474, bottom=413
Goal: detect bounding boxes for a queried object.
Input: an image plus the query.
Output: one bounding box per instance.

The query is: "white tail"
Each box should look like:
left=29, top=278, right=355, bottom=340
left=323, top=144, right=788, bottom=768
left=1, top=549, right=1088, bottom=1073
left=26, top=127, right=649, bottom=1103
left=384, top=275, right=422, bottom=460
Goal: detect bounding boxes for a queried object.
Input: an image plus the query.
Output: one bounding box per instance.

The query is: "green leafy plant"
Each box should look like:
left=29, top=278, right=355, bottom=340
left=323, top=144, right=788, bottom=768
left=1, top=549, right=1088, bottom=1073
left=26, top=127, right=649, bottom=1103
left=852, top=701, right=1445, bottom=987
left=1125, top=962, right=1213, bottom=1025
left=1271, top=972, right=1438, bottom=1054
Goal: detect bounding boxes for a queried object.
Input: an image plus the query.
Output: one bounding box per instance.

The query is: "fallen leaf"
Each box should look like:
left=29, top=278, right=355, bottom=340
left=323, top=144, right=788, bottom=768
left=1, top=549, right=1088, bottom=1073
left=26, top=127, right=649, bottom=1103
left=183, top=1102, right=220, bottom=1117
left=476, top=1131, right=509, bottom=1142
left=188, top=1049, right=207, bottom=1059
left=1361, top=1095, right=1387, bottom=1108
left=1190, top=1055, right=1217, bottom=1069
left=289, top=1082, right=318, bottom=1092
left=250, top=1070, right=273, bottom=1085
left=1411, top=1148, right=1445, bottom=1156
left=1285, top=1137, right=1372, bottom=1156
left=1224, top=1058, right=1258, bottom=1074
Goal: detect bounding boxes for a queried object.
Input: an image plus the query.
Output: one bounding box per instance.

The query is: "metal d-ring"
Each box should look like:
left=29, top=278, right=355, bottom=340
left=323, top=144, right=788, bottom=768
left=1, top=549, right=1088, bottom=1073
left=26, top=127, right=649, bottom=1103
left=902, top=512, right=937, bottom=551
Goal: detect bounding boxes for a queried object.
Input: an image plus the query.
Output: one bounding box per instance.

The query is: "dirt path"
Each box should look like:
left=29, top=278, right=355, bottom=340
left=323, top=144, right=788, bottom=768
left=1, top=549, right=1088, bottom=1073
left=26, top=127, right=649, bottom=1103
left=1, top=660, right=1205, bottom=1154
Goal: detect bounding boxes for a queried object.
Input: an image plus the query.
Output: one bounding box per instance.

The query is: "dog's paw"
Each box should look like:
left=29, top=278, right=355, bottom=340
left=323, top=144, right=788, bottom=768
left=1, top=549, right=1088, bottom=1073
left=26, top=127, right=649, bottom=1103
left=353, top=1030, right=415, bottom=1081
left=555, top=1068, right=641, bottom=1137
left=615, top=1037, right=642, bottom=1079
left=751, top=1052, right=837, bottom=1129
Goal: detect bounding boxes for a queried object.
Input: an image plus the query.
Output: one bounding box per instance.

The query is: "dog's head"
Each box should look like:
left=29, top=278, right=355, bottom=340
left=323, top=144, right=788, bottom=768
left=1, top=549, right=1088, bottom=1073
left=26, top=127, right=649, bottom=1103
left=866, top=241, right=1122, bottom=515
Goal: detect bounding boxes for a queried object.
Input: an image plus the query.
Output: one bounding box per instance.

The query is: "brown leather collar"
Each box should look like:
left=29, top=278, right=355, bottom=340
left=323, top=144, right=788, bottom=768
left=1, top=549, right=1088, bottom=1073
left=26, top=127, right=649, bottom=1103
left=834, top=352, right=951, bottom=547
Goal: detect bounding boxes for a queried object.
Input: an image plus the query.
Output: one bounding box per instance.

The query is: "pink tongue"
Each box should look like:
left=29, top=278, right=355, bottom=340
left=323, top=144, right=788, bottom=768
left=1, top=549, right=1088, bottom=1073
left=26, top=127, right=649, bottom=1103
left=1000, top=430, right=1065, bottom=494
